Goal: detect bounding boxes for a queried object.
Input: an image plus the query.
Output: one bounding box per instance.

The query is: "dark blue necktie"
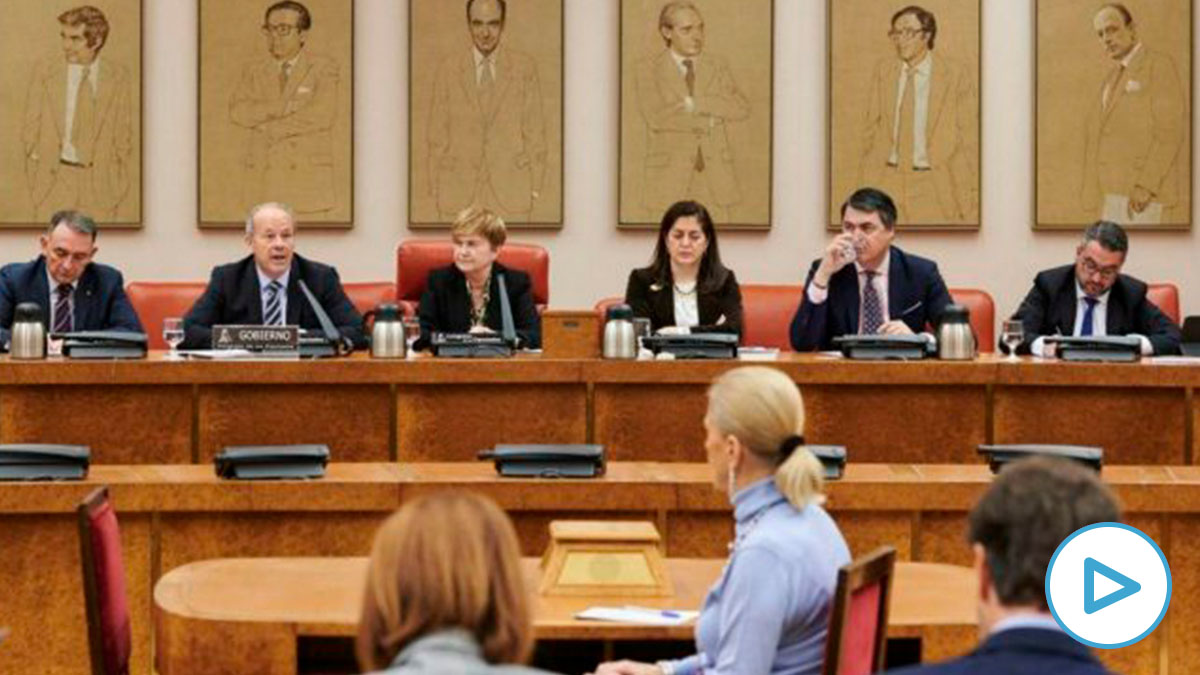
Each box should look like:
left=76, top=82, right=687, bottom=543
left=1080, top=297, right=1099, bottom=337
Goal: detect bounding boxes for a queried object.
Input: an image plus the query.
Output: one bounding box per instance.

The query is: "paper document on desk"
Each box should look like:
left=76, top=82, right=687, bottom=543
left=179, top=349, right=298, bottom=360
left=575, top=605, right=699, bottom=626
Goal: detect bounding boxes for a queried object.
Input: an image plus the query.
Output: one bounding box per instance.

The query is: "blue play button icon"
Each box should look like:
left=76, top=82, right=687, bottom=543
left=1084, top=557, right=1141, bottom=614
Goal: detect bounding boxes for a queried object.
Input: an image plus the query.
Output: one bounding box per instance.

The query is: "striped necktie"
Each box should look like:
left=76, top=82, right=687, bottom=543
left=860, top=271, right=884, bottom=335
left=53, top=283, right=74, bottom=333
left=263, top=280, right=284, bottom=326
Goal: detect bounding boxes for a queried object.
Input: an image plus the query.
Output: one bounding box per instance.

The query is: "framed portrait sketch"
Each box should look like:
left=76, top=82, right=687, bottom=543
left=1036, top=1, right=1191, bottom=230
left=199, top=0, right=353, bottom=228
left=0, top=1, right=142, bottom=228
left=619, top=0, right=773, bottom=229
left=409, top=0, right=564, bottom=228
left=828, top=0, right=980, bottom=229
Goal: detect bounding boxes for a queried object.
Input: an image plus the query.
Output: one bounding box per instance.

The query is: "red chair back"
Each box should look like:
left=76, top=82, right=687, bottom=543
left=948, top=287, right=995, bottom=354
left=1147, top=283, right=1180, bottom=325
left=343, top=281, right=397, bottom=316
left=77, top=487, right=131, bottom=675
left=823, top=546, right=896, bottom=675
left=395, top=240, right=550, bottom=316
left=125, top=282, right=207, bottom=350
left=742, top=284, right=805, bottom=349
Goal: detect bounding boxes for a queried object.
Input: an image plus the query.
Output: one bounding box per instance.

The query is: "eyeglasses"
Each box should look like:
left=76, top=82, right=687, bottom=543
left=1079, top=256, right=1120, bottom=280
left=887, top=27, right=926, bottom=40
left=261, top=23, right=301, bottom=37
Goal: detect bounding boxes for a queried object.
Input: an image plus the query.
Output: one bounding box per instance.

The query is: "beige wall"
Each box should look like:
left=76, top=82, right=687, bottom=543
left=2, top=0, right=1197, bottom=335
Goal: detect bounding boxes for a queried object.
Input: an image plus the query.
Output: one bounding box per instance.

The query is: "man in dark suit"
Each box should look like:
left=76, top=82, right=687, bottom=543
left=0, top=209, right=142, bottom=351
left=885, top=457, right=1120, bottom=675
left=790, top=187, right=952, bottom=351
left=181, top=201, right=364, bottom=350
left=1004, top=220, right=1180, bottom=356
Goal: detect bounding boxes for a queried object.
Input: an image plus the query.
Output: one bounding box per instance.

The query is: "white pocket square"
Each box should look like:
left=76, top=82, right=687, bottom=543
left=297, top=86, right=312, bottom=94
left=1125, top=80, right=1141, bottom=93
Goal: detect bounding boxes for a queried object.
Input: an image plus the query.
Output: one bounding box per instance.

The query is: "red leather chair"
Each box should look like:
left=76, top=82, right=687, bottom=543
left=1147, top=283, right=1180, bottom=325
left=343, top=282, right=397, bottom=316
left=948, top=287, right=995, bottom=354
left=742, top=284, right=805, bottom=349
left=823, top=546, right=897, bottom=675
left=77, top=486, right=132, bottom=675
left=125, top=282, right=206, bottom=350
left=395, top=240, right=550, bottom=316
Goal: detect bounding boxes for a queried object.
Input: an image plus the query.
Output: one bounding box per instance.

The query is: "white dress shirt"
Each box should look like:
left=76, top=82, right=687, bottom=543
left=256, top=266, right=290, bottom=324
left=889, top=52, right=932, bottom=169
left=672, top=283, right=700, bottom=331
left=46, top=267, right=77, bottom=330
left=472, top=47, right=496, bottom=85
left=62, top=59, right=101, bottom=163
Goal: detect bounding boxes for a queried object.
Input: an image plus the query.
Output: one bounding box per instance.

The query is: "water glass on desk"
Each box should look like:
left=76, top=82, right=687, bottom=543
left=1000, top=320, right=1023, bottom=361
left=402, top=316, right=421, bottom=357
left=163, top=317, right=185, bottom=359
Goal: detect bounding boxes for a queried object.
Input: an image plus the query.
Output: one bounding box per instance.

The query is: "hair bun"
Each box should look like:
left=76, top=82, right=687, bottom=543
left=778, top=434, right=805, bottom=459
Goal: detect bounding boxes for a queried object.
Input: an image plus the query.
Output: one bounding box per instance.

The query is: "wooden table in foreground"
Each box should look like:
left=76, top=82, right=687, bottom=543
left=3, top=352, right=1200, bottom=465
left=153, top=557, right=975, bottom=675
left=3, top=462, right=1194, bottom=675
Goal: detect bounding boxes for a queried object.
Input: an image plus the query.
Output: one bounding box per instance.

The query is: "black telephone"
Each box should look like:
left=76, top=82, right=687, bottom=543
left=53, top=331, right=148, bottom=359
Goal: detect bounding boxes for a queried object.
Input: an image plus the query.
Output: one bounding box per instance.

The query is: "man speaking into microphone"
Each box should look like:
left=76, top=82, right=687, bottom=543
left=181, top=201, right=365, bottom=350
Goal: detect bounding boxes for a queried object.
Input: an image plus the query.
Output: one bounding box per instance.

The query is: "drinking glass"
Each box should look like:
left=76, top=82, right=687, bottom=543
left=1000, top=320, right=1024, bottom=361
left=402, top=317, right=421, bottom=358
left=163, top=317, right=185, bottom=359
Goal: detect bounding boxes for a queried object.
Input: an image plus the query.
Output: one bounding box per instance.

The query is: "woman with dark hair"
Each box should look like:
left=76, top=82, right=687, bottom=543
left=624, top=200, right=743, bottom=337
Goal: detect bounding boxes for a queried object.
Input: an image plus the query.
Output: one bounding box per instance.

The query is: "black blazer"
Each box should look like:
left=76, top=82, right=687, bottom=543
left=0, top=256, right=143, bottom=350
left=415, top=262, right=540, bottom=349
left=624, top=267, right=743, bottom=337
left=1005, top=264, right=1181, bottom=355
left=789, top=246, right=952, bottom=351
left=886, top=628, right=1115, bottom=675
left=181, top=253, right=365, bottom=350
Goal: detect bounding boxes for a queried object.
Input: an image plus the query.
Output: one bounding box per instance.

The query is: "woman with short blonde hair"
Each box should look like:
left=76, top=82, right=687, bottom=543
left=357, top=492, right=556, bottom=674
left=414, top=206, right=540, bottom=350
left=593, top=366, right=849, bottom=675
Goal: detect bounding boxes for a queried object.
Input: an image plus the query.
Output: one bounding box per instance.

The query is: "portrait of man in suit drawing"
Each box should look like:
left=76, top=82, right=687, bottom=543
left=1, top=2, right=142, bottom=227
left=829, top=0, right=980, bottom=230
left=199, top=0, right=352, bottom=227
left=410, top=0, right=563, bottom=227
left=1036, top=0, right=1190, bottom=229
left=620, top=0, right=772, bottom=228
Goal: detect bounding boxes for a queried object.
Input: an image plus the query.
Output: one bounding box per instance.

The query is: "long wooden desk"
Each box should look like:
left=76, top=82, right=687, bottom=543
left=1, top=463, right=1194, bottom=675
left=152, top=557, right=976, bottom=674
left=3, top=352, right=1200, bottom=465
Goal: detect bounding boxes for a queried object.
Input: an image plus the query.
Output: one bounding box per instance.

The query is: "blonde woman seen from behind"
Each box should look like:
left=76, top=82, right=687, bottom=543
left=357, top=491, right=559, bottom=675
left=592, top=366, right=851, bottom=675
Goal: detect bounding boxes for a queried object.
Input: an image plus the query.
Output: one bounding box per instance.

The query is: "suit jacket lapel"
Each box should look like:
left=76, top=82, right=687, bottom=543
left=926, top=58, right=949, bottom=136
left=886, top=248, right=906, bottom=321
left=91, top=65, right=118, bottom=139
left=49, top=67, right=67, bottom=140
left=33, top=258, right=52, bottom=329
left=1053, top=274, right=1078, bottom=335
left=833, top=267, right=859, bottom=335
left=659, top=51, right=689, bottom=101
left=1106, top=278, right=1130, bottom=335
left=282, top=53, right=312, bottom=100
left=458, top=52, right=485, bottom=119
left=73, top=266, right=98, bottom=330
left=285, top=258, right=303, bottom=326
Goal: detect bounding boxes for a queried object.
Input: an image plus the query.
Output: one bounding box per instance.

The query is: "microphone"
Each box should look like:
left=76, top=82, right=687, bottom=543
left=496, top=273, right=518, bottom=348
left=297, top=279, right=344, bottom=355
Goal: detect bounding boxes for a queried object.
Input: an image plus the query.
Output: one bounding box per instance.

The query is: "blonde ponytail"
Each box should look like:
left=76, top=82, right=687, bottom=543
left=706, top=366, right=825, bottom=509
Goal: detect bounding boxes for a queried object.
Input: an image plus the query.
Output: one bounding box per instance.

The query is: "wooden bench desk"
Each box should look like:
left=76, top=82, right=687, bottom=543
left=153, top=557, right=977, bottom=674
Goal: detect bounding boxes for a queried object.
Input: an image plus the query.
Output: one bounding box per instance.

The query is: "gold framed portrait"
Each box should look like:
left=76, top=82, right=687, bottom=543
left=0, top=1, right=143, bottom=228
left=199, top=0, right=354, bottom=228
left=408, top=0, right=564, bottom=229
left=828, top=0, right=980, bottom=230
left=619, top=0, right=773, bottom=229
left=1036, top=0, right=1192, bottom=230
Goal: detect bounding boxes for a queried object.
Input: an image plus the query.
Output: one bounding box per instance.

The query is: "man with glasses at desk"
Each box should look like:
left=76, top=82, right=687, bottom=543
left=1003, top=220, right=1180, bottom=356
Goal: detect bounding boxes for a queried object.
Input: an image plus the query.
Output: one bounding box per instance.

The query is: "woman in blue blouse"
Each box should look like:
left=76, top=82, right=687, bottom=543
left=591, top=366, right=851, bottom=675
